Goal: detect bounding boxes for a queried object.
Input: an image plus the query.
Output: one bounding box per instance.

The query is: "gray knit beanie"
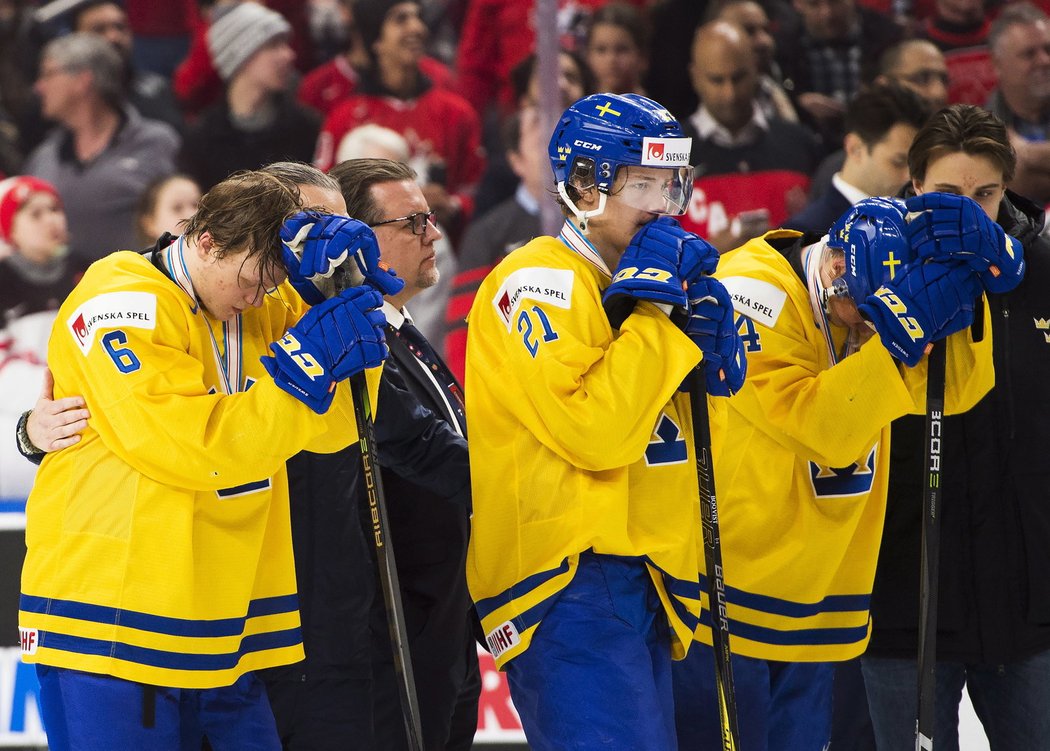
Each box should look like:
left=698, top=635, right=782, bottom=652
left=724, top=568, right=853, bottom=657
left=207, top=3, right=291, bottom=82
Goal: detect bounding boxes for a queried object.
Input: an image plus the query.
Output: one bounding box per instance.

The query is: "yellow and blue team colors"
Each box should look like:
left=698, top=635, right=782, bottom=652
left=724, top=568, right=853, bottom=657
left=698, top=231, right=993, bottom=662
left=465, top=224, right=709, bottom=670
left=19, top=251, right=381, bottom=689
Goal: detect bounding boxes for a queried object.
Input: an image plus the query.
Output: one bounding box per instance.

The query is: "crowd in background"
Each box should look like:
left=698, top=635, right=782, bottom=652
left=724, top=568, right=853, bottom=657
left=2, top=0, right=1046, bottom=433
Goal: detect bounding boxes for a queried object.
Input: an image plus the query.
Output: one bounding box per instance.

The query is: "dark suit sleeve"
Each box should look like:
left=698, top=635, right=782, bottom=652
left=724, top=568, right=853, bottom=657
left=374, top=358, right=470, bottom=504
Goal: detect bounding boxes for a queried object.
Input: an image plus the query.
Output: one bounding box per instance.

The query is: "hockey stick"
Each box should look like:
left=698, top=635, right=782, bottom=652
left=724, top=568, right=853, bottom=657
left=350, top=372, right=425, bottom=751
left=320, top=251, right=425, bottom=748
left=915, top=342, right=946, bottom=751
left=690, top=372, right=741, bottom=751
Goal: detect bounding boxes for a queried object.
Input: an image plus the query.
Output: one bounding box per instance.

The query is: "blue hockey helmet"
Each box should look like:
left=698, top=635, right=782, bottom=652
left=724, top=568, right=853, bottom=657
left=547, top=93, right=694, bottom=216
left=825, top=197, right=914, bottom=302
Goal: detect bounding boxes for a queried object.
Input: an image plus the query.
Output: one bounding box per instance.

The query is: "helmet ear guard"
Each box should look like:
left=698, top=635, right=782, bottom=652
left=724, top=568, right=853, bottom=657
left=825, top=197, right=915, bottom=303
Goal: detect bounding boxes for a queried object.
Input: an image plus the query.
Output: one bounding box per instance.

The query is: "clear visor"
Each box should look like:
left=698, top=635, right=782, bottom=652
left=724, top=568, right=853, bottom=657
left=609, top=165, right=694, bottom=216
left=817, top=243, right=852, bottom=310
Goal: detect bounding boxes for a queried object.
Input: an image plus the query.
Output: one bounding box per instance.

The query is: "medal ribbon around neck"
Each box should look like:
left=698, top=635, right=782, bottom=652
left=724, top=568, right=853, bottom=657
left=165, top=236, right=244, bottom=395
left=558, top=220, right=612, bottom=276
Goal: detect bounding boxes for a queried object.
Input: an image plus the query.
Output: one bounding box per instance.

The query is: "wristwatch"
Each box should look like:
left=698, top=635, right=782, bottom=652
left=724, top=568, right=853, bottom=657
left=16, top=409, right=44, bottom=460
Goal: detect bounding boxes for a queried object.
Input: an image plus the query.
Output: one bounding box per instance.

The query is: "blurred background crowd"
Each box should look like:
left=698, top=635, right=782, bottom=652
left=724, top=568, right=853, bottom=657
left=2, top=0, right=1049, bottom=501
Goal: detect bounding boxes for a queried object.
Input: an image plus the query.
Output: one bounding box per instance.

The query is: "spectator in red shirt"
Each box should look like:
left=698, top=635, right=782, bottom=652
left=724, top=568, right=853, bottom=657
left=297, top=0, right=454, bottom=117
left=315, top=0, right=485, bottom=235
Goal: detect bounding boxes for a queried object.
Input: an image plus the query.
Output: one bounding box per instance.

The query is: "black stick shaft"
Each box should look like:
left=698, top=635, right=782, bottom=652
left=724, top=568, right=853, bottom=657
left=916, top=344, right=946, bottom=751
left=690, top=372, right=741, bottom=751
left=350, top=373, right=425, bottom=751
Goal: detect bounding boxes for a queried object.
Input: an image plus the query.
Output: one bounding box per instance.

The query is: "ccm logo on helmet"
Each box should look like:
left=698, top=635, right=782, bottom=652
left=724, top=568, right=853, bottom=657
left=641, top=137, right=691, bottom=167
left=573, top=139, right=602, bottom=151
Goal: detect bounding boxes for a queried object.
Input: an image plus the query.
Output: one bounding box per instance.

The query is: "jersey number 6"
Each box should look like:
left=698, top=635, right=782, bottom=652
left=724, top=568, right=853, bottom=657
left=102, top=330, right=142, bottom=374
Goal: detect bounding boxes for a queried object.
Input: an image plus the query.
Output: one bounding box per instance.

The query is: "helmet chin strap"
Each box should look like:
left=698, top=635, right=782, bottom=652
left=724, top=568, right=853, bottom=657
left=558, top=182, right=607, bottom=233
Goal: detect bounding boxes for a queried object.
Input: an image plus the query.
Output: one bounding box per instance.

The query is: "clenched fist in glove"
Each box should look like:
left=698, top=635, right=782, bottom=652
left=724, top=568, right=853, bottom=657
left=281, top=211, right=405, bottom=304
left=905, top=192, right=1025, bottom=294
left=859, top=258, right=983, bottom=367
left=603, top=216, right=721, bottom=329
left=261, top=286, right=388, bottom=413
left=680, top=277, right=747, bottom=397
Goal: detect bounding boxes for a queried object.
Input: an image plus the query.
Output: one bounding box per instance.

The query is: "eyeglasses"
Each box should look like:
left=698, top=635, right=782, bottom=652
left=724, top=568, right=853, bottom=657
left=369, top=211, right=436, bottom=236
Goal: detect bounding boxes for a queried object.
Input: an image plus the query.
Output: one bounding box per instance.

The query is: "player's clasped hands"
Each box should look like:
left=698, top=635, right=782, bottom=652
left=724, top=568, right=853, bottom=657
left=602, top=216, right=720, bottom=328
left=904, top=192, right=1025, bottom=294
left=602, top=216, right=745, bottom=396
left=261, top=285, right=388, bottom=414
left=859, top=258, right=983, bottom=366
left=859, top=192, right=1025, bottom=367
left=280, top=211, right=404, bottom=303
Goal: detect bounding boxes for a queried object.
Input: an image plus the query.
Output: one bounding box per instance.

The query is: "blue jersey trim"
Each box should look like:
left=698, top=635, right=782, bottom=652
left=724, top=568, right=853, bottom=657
left=216, top=479, right=272, bottom=498
left=643, top=557, right=702, bottom=633
left=474, top=557, right=571, bottom=622
left=698, top=610, right=869, bottom=647
left=699, top=575, right=870, bottom=618
left=19, top=593, right=300, bottom=639
left=36, top=626, right=303, bottom=671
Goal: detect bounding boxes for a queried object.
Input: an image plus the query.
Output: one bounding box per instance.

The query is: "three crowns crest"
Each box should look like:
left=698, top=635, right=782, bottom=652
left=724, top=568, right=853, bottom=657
left=1035, top=318, right=1050, bottom=343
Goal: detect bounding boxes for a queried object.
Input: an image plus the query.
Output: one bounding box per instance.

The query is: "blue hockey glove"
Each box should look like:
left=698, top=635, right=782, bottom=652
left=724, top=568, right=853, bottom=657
left=603, top=216, right=720, bottom=328
left=858, top=259, right=983, bottom=367
left=904, top=192, right=1025, bottom=294
left=261, top=286, right=388, bottom=413
left=280, top=211, right=405, bottom=304
left=679, top=277, right=747, bottom=397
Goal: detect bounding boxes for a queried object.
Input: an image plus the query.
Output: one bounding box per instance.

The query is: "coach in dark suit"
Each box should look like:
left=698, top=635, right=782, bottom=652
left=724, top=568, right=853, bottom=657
left=330, top=158, right=481, bottom=751
left=783, top=180, right=854, bottom=236
left=784, top=82, right=929, bottom=235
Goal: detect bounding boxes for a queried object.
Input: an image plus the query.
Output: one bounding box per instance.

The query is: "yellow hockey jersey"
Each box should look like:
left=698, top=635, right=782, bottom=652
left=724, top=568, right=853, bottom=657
left=465, top=222, right=707, bottom=669
left=698, top=231, right=993, bottom=662
left=19, top=250, right=381, bottom=689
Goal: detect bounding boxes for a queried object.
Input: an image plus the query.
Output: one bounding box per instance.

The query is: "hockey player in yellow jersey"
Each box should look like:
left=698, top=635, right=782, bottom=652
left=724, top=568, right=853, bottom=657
left=465, top=93, right=747, bottom=751
left=673, top=195, right=1023, bottom=750
left=17, top=170, right=405, bottom=751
